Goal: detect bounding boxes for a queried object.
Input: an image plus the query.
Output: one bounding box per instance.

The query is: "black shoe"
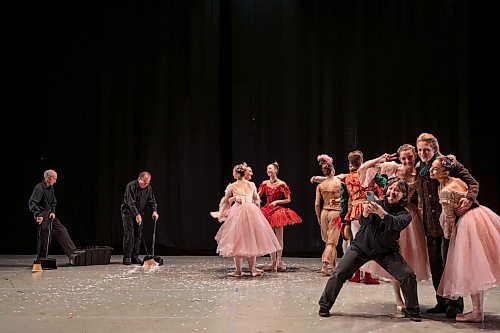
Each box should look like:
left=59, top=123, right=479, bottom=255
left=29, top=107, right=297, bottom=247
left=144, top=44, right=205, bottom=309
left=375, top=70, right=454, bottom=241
left=426, top=303, right=446, bottom=314
left=123, top=257, right=132, bottom=265
left=446, top=308, right=462, bottom=319
left=131, top=257, right=143, bottom=265
left=405, top=312, right=422, bottom=322
left=319, top=308, right=331, bottom=317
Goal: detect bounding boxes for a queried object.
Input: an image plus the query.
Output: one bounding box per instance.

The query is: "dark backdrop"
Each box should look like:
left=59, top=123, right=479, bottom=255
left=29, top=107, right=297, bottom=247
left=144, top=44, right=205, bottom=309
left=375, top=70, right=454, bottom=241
left=6, top=0, right=498, bottom=256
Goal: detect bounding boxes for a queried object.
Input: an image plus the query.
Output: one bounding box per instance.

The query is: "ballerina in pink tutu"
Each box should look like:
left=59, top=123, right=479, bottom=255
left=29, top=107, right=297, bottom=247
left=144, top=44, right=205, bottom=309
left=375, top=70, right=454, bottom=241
left=359, top=144, right=431, bottom=313
left=211, top=163, right=281, bottom=277
left=243, top=165, right=264, bottom=274
left=258, top=162, right=302, bottom=272
left=430, top=155, right=500, bottom=323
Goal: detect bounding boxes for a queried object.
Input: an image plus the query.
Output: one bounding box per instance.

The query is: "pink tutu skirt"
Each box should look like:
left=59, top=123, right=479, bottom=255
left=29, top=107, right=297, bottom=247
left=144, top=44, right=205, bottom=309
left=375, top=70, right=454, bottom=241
left=215, top=202, right=281, bottom=257
left=437, top=206, right=500, bottom=299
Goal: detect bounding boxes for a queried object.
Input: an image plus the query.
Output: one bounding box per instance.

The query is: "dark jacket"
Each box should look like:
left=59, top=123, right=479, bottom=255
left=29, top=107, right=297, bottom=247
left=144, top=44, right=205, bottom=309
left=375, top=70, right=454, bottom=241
left=351, top=198, right=412, bottom=257
left=28, top=182, right=57, bottom=218
left=121, top=180, right=158, bottom=217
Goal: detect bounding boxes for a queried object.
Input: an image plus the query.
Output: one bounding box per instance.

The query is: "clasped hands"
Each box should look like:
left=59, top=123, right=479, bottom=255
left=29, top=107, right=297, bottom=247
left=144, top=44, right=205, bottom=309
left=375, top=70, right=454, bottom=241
left=363, top=201, right=386, bottom=219
left=230, top=196, right=243, bottom=205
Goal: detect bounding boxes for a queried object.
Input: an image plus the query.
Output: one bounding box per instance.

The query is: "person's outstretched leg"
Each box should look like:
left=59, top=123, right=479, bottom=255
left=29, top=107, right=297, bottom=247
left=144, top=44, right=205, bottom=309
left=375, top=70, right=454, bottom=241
left=318, top=249, right=365, bottom=317
left=51, top=218, right=77, bottom=257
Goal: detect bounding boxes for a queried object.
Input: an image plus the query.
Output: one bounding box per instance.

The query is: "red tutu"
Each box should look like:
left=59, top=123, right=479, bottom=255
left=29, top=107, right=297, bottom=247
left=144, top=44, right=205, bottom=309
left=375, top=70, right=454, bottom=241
left=259, top=183, right=302, bottom=227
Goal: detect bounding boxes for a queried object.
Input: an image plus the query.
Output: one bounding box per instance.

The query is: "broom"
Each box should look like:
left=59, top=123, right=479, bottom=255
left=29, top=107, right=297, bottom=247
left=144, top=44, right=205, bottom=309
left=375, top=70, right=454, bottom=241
left=32, top=221, right=43, bottom=272
left=40, top=217, right=57, bottom=269
left=143, top=218, right=160, bottom=267
left=32, top=217, right=57, bottom=271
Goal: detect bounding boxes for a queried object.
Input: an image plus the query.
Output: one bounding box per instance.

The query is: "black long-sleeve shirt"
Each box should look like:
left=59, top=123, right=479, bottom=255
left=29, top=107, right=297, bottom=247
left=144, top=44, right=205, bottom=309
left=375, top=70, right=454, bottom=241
left=121, top=180, right=158, bottom=217
left=351, top=198, right=412, bottom=257
left=28, top=182, right=57, bottom=218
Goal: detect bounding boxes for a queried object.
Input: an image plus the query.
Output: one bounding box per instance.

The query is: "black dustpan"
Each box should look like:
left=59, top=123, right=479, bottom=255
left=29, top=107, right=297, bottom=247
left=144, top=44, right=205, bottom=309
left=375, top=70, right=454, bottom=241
left=40, top=258, right=57, bottom=269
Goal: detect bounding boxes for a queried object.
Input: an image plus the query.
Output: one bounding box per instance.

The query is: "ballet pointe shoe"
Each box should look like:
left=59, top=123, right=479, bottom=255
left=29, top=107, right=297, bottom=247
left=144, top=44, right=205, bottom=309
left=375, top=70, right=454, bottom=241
left=228, top=270, right=242, bottom=277
left=321, top=262, right=331, bottom=276
left=277, top=262, right=286, bottom=272
left=456, top=307, right=484, bottom=323
left=264, top=262, right=277, bottom=272
left=349, top=269, right=361, bottom=283
left=251, top=270, right=262, bottom=277
left=362, top=272, right=380, bottom=285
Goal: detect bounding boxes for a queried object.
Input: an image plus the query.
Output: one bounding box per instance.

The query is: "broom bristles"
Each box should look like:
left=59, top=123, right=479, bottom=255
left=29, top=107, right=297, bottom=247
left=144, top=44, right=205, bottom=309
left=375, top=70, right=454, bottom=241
left=32, top=263, right=43, bottom=272
left=143, top=258, right=157, bottom=268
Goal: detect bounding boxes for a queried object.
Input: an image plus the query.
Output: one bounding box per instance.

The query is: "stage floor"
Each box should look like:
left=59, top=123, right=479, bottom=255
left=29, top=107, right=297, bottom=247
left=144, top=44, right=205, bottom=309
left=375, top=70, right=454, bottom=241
left=0, top=255, right=498, bottom=333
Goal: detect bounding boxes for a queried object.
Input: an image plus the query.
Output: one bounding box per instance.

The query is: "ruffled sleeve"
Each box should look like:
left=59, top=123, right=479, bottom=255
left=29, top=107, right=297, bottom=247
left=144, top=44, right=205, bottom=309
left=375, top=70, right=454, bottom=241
left=210, top=183, right=233, bottom=222
left=258, top=182, right=266, bottom=194
left=280, top=183, right=291, bottom=196
left=438, top=188, right=457, bottom=239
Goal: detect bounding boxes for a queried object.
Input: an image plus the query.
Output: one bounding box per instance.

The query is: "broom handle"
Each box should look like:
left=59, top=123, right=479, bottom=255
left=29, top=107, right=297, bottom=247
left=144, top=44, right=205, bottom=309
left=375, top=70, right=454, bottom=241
left=36, top=222, right=41, bottom=261
left=152, top=219, right=157, bottom=257
left=46, top=217, right=53, bottom=259
left=141, top=223, right=149, bottom=256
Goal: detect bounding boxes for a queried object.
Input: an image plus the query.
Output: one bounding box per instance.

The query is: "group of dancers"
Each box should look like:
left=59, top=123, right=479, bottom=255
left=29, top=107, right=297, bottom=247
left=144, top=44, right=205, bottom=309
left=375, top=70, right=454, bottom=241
left=28, top=132, right=499, bottom=324
left=211, top=132, right=500, bottom=323
left=210, top=161, right=303, bottom=276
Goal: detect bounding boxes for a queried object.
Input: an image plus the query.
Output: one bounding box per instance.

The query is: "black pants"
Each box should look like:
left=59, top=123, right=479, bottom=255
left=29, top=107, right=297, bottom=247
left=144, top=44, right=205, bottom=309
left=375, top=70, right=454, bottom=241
left=319, top=248, right=420, bottom=315
left=426, top=236, right=464, bottom=312
left=122, top=212, right=143, bottom=258
left=37, top=211, right=76, bottom=258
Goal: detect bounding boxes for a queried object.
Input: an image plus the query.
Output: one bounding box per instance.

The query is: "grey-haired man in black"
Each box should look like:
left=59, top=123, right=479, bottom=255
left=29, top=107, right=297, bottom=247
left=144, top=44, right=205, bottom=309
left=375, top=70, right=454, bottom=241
left=121, top=171, right=159, bottom=265
left=28, top=169, right=77, bottom=264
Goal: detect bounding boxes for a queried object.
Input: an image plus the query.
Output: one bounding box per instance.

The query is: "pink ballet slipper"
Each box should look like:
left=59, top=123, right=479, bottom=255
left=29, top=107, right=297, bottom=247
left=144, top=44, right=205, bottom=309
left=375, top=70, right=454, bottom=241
left=456, top=308, right=484, bottom=323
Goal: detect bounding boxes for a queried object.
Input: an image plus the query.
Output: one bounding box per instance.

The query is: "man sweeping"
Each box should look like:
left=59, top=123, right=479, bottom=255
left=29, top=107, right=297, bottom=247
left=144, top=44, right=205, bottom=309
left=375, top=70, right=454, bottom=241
left=121, top=171, right=159, bottom=265
left=28, top=169, right=78, bottom=268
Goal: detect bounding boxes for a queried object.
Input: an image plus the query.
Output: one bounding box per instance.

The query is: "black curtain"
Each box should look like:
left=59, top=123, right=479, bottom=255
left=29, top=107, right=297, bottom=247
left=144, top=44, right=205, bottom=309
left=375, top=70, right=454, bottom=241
left=6, top=0, right=498, bottom=255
